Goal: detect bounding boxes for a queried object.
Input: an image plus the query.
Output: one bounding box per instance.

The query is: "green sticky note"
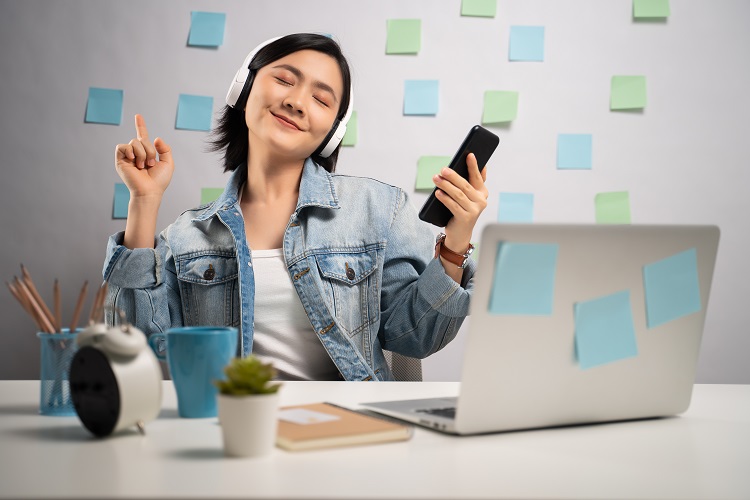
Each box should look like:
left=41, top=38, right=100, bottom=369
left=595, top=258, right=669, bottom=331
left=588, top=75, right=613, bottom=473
left=85, top=87, right=123, bottom=125
left=113, top=183, right=129, bottom=219
left=643, top=248, right=701, bottom=328
left=595, top=191, right=631, bottom=224
left=416, top=156, right=450, bottom=191
left=461, top=0, right=497, bottom=17
left=342, top=111, right=357, bottom=147
left=610, top=76, right=647, bottom=110
left=489, top=242, right=559, bottom=316
left=386, top=19, right=421, bottom=54
left=482, top=91, right=519, bottom=124
left=470, top=241, right=480, bottom=262
left=188, top=11, right=226, bottom=47
left=575, top=290, right=639, bottom=370
left=633, top=0, right=670, bottom=18
left=201, top=188, right=223, bottom=205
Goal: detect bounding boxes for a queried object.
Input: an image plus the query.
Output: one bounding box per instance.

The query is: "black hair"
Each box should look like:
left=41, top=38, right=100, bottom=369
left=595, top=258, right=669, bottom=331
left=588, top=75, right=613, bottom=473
left=208, top=33, right=352, bottom=174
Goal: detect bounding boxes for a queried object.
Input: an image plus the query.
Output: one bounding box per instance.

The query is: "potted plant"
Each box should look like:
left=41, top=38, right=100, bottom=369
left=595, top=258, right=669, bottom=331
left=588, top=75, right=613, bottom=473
left=215, top=356, right=282, bottom=457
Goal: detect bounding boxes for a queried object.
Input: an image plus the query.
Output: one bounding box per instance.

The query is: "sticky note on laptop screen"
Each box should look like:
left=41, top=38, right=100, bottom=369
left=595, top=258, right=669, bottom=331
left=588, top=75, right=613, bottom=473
left=574, top=290, right=639, bottom=370
left=643, top=248, right=701, bottom=328
left=488, top=242, right=559, bottom=315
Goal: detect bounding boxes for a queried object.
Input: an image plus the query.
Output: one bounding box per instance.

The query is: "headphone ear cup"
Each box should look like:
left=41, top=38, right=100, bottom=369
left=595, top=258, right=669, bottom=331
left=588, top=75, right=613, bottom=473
left=238, top=71, right=255, bottom=108
left=225, top=70, right=255, bottom=109
left=314, top=120, right=346, bottom=159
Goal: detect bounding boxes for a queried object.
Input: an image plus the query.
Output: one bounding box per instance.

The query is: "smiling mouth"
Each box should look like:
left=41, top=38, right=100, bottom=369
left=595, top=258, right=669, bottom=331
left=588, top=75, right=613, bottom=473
left=271, top=112, right=302, bottom=131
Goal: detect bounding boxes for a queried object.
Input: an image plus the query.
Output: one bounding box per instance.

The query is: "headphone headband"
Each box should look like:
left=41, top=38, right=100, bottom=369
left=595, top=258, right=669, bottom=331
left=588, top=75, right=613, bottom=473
left=225, top=35, right=353, bottom=158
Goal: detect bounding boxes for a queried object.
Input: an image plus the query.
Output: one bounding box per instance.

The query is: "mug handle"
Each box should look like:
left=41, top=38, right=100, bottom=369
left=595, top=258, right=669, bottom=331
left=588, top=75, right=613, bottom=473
left=147, top=333, right=167, bottom=360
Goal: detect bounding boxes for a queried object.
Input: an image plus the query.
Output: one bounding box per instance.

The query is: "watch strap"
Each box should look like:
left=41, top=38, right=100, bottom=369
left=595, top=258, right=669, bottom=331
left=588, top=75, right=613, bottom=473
left=434, top=233, right=474, bottom=268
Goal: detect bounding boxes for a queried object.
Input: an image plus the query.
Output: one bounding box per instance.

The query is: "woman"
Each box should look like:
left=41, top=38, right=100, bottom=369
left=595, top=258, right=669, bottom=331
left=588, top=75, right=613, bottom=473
left=104, top=33, right=488, bottom=381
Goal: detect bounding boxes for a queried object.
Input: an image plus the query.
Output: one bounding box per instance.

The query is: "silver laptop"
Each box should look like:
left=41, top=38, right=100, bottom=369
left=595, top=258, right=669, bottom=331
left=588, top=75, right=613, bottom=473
left=362, top=224, right=720, bottom=435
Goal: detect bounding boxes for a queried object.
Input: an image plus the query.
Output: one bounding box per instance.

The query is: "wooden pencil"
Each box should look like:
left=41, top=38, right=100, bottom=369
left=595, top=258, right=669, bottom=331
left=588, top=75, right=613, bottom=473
left=20, top=265, right=56, bottom=331
left=54, top=279, right=61, bottom=333
left=7, top=280, right=41, bottom=330
left=11, top=277, right=44, bottom=331
left=69, top=280, right=88, bottom=332
left=16, top=278, right=55, bottom=333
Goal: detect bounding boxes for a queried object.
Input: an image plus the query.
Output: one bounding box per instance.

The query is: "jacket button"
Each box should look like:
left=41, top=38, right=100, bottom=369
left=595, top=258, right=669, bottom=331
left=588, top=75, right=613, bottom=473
left=203, top=264, right=215, bottom=281
left=346, top=267, right=355, bottom=280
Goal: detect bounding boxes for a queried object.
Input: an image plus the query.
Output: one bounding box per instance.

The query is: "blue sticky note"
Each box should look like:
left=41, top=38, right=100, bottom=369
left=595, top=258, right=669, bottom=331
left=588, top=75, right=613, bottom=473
left=498, top=192, right=534, bottom=223
left=85, top=87, right=123, bottom=125
left=176, top=94, right=214, bottom=131
left=643, top=248, right=702, bottom=328
left=557, top=133, right=593, bottom=170
left=575, top=291, right=639, bottom=370
left=188, top=12, right=226, bottom=47
left=404, top=80, right=439, bottom=116
left=509, top=26, right=545, bottom=62
left=113, top=183, right=129, bottom=219
left=489, top=242, right=559, bottom=315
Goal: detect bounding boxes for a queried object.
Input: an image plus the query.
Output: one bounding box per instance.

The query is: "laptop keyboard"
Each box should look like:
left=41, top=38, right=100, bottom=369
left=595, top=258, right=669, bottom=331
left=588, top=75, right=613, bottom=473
left=416, top=407, right=456, bottom=419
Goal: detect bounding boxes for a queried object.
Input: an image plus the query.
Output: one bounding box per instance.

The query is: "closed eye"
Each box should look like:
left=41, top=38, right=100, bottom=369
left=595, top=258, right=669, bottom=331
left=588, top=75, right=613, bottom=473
left=275, top=77, right=292, bottom=86
left=314, top=96, right=330, bottom=107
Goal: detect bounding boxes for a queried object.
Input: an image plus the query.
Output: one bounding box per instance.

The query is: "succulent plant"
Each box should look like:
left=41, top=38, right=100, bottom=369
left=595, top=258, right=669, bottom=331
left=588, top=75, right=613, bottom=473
left=214, top=356, right=281, bottom=396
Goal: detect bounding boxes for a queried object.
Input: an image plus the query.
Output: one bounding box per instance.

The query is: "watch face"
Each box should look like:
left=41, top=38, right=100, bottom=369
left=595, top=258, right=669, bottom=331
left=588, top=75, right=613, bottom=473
left=70, top=346, right=121, bottom=437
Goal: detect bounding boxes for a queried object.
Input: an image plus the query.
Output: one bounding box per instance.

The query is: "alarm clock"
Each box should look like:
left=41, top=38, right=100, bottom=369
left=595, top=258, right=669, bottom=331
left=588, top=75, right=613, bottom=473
left=69, top=317, right=162, bottom=437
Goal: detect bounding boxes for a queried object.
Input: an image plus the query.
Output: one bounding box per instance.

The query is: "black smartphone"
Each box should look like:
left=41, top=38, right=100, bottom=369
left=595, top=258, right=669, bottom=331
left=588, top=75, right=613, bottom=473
left=418, top=125, right=499, bottom=227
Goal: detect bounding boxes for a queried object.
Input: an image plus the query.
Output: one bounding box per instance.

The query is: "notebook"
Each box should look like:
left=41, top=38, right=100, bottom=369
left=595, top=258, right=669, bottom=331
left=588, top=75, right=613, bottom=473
left=276, top=402, right=413, bottom=451
left=361, top=224, right=720, bottom=435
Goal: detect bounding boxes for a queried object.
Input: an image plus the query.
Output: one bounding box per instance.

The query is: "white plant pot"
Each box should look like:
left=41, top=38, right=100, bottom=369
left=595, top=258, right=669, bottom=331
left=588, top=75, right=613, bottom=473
left=217, top=392, right=280, bottom=458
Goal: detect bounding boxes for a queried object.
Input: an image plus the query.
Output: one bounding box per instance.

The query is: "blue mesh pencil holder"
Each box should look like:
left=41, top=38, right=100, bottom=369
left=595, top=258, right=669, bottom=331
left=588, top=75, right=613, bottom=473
left=37, top=330, right=79, bottom=416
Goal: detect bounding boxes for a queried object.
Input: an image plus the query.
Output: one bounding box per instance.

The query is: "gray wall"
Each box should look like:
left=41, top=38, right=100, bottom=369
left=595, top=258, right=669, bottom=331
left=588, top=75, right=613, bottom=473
left=1, top=0, right=748, bottom=382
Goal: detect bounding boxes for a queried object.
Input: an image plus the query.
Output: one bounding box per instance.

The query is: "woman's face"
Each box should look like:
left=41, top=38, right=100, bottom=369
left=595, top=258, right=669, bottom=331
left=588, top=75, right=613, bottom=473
left=245, top=49, right=344, bottom=162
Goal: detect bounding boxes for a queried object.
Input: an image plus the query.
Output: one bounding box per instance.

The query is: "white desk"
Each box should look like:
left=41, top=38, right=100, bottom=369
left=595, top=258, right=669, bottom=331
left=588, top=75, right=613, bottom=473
left=0, top=381, right=748, bottom=499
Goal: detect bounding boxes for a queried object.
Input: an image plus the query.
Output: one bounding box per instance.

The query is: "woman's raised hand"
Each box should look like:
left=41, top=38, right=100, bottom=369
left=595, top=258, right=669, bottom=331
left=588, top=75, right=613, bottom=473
left=115, top=114, right=174, bottom=200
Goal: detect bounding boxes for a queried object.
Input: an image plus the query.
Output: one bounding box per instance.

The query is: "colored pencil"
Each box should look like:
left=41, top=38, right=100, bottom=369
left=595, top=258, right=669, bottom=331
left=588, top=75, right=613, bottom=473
left=20, top=264, right=56, bottom=331
left=16, top=278, right=55, bottom=333
left=54, top=279, right=61, bottom=333
left=69, top=280, right=88, bottom=332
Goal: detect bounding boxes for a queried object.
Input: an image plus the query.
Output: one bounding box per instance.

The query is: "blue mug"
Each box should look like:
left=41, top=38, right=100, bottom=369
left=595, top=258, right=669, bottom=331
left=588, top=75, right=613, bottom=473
left=148, top=327, right=238, bottom=418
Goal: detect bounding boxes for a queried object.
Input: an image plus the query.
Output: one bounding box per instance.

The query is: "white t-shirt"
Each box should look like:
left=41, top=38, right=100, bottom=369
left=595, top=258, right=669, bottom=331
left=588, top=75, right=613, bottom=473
left=251, top=248, right=340, bottom=381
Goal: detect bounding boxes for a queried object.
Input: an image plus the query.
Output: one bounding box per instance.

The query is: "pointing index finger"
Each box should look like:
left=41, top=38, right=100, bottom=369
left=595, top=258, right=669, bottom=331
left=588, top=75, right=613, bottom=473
left=135, top=114, right=149, bottom=141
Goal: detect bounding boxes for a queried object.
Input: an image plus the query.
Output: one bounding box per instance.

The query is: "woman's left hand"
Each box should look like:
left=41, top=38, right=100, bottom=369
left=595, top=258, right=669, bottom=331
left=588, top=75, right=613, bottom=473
left=432, top=152, right=489, bottom=254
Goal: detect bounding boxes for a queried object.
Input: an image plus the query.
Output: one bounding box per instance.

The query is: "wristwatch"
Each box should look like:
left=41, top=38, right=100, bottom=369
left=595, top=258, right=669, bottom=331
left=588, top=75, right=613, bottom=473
left=434, top=233, right=474, bottom=269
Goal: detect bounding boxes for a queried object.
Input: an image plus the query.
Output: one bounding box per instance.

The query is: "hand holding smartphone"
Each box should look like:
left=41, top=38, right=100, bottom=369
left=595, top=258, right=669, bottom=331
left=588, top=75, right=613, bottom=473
left=418, top=125, right=499, bottom=227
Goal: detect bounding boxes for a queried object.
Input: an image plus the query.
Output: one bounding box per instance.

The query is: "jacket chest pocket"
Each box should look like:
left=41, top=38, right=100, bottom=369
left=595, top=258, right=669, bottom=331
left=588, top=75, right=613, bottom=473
left=315, top=250, right=379, bottom=337
left=176, top=253, right=239, bottom=327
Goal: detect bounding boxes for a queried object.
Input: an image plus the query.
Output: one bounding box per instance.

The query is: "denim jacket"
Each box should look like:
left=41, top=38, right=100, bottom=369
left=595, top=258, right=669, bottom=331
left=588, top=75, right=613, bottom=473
left=103, top=158, right=476, bottom=381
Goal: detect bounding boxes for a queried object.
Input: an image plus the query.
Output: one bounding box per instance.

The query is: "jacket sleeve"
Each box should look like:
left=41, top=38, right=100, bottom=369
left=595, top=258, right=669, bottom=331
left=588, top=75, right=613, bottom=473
left=378, top=189, right=476, bottom=358
left=101, top=230, right=183, bottom=340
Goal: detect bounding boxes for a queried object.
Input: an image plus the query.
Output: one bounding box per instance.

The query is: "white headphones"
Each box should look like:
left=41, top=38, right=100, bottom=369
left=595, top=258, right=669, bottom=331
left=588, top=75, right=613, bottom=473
left=225, top=35, right=354, bottom=159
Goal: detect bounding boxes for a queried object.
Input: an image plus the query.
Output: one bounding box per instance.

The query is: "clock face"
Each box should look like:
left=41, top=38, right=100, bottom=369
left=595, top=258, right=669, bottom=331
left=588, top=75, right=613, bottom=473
left=70, top=346, right=121, bottom=437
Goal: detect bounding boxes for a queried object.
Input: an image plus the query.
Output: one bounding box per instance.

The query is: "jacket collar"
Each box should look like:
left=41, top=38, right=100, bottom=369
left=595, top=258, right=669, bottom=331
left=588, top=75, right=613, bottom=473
left=193, top=157, right=339, bottom=222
